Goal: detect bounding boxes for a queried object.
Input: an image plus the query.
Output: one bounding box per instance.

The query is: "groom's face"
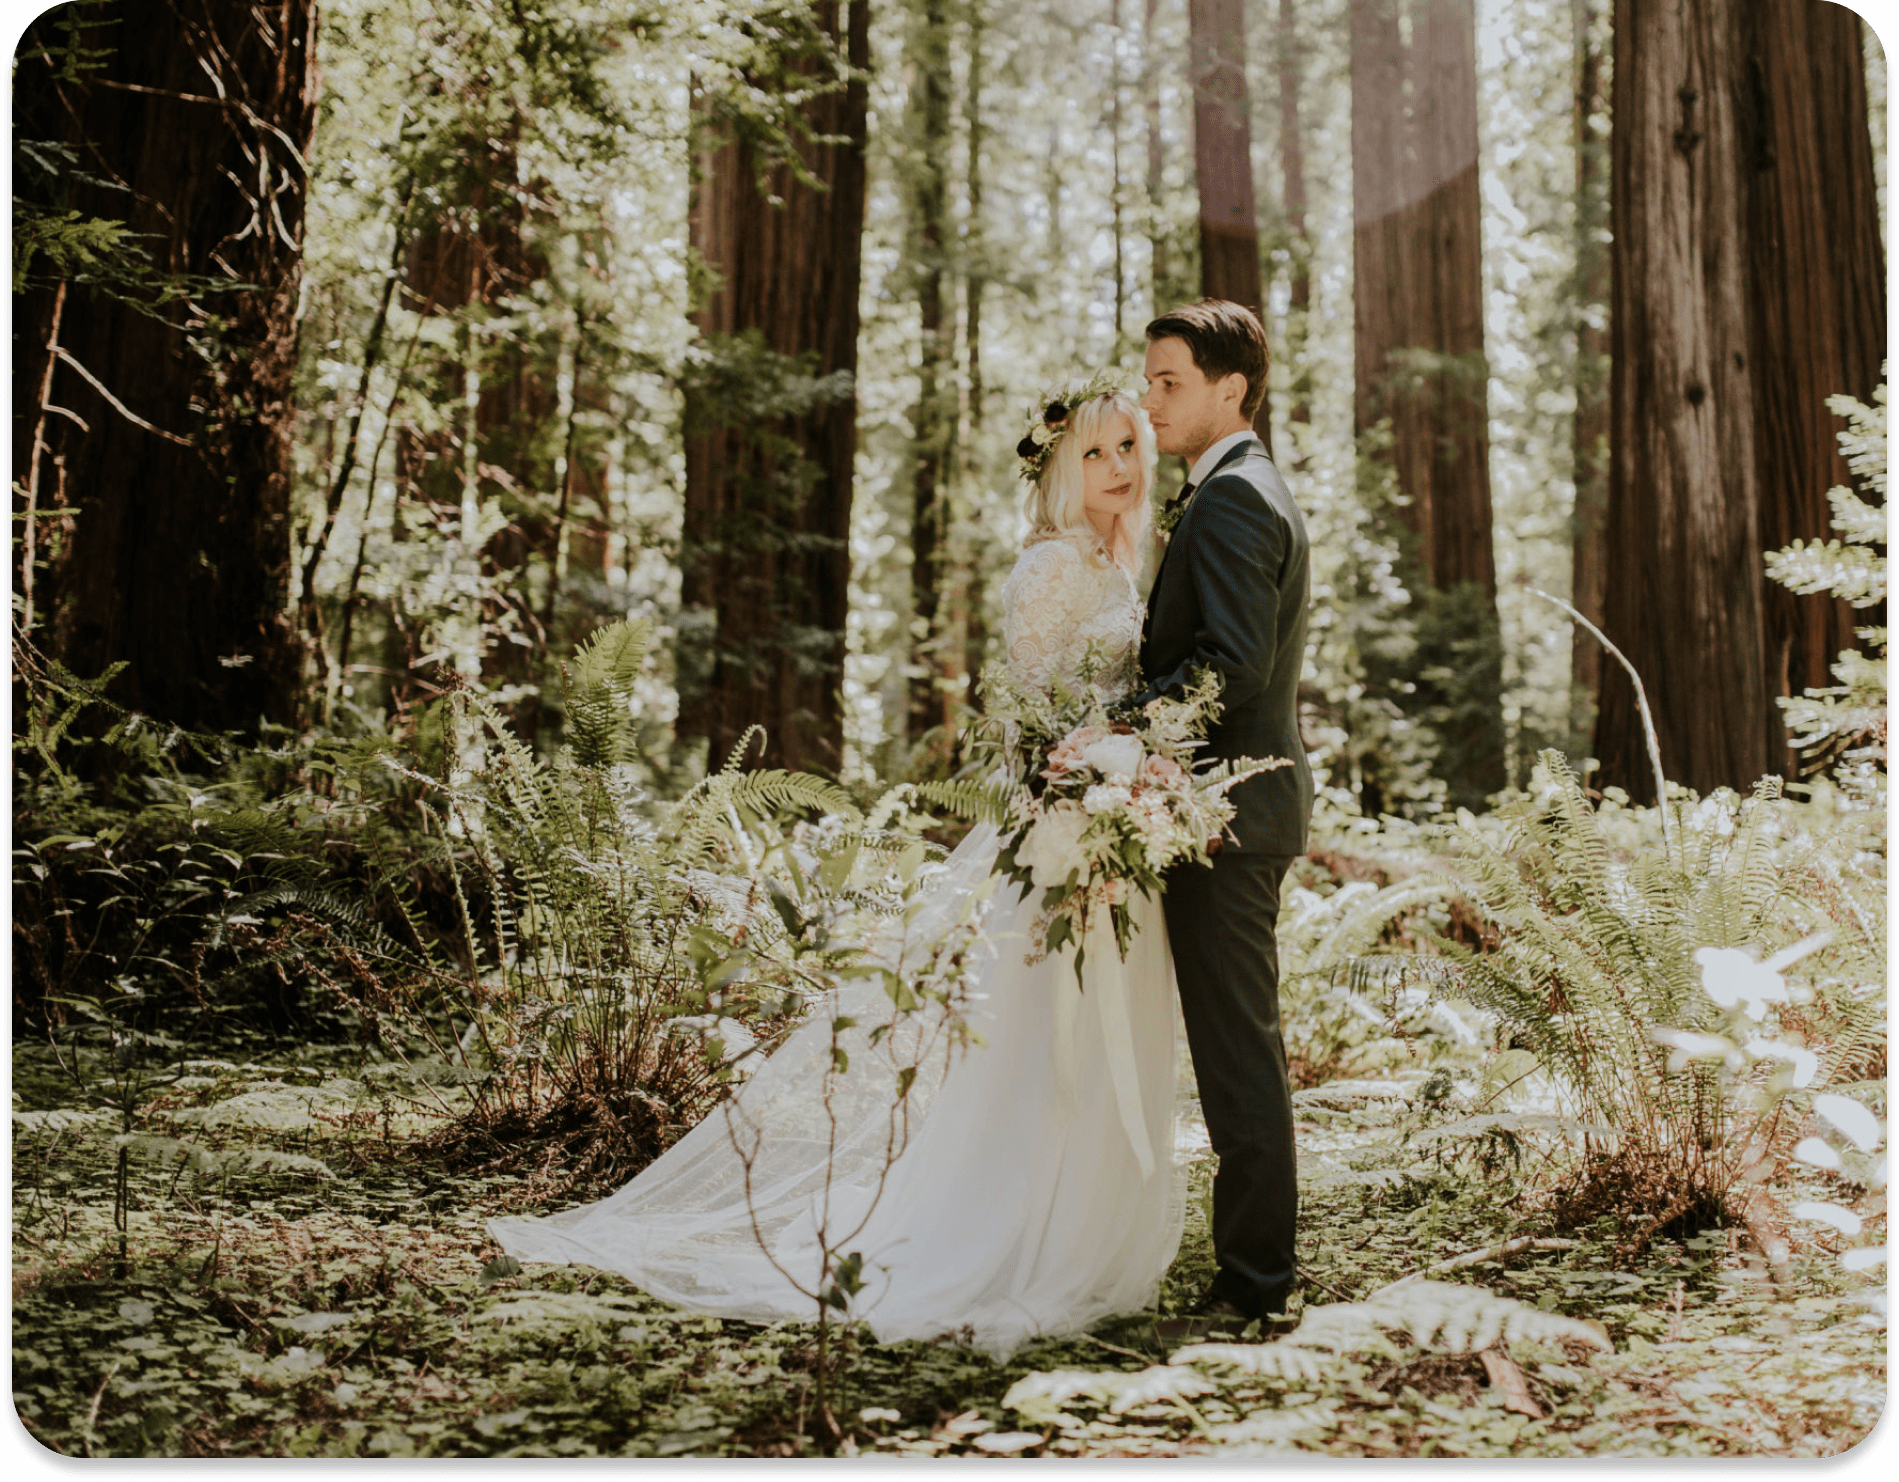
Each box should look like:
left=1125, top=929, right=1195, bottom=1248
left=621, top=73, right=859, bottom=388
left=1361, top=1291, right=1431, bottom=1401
left=1140, top=337, right=1242, bottom=462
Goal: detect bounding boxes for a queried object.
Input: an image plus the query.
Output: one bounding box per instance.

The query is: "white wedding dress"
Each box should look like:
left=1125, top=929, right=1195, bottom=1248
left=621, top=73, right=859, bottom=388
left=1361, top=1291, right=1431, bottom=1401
left=490, top=536, right=1186, bottom=1359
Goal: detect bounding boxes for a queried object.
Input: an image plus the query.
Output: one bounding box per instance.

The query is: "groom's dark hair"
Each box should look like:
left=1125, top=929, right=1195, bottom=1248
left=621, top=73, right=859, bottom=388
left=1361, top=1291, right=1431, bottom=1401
left=1144, top=299, right=1270, bottom=420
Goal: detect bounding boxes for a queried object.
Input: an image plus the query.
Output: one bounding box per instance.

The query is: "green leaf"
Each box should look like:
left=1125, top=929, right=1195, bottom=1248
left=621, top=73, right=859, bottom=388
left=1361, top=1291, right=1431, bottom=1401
left=766, top=878, right=804, bottom=938
left=480, top=1255, right=524, bottom=1289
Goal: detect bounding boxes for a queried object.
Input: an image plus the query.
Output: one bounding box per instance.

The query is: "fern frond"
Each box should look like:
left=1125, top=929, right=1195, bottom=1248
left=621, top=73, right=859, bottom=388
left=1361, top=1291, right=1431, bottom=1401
left=914, top=777, right=1014, bottom=825
left=719, top=726, right=767, bottom=775
left=725, top=769, right=856, bottom=822
left=570, top=617, right=653, bottom=691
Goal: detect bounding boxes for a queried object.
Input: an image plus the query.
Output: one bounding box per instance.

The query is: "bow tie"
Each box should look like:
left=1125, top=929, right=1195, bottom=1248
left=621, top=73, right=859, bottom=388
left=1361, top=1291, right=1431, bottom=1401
left=1164, top=480, right=1197, bottom=514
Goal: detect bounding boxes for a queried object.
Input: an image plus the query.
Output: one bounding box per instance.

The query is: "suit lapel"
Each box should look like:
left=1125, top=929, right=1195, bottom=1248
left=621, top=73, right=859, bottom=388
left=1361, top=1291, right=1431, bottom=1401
left=1147, top=436, right=1263, bottom=614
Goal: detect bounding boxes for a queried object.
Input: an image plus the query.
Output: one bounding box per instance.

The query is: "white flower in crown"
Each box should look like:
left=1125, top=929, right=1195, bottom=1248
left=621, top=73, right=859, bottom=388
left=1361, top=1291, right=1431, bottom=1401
left=1082, top=782, right=1132, bottom=814
left=1014, top=367, right=1130, bottom=484
left=1080, top=732, right=1144, bottom=782
left=1018, top=805, right=1091, bottom=889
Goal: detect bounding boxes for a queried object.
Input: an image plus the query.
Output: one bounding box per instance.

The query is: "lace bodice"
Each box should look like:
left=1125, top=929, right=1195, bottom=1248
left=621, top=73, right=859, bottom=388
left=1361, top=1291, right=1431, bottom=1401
left=1001, top=537, right=1143, bottom=699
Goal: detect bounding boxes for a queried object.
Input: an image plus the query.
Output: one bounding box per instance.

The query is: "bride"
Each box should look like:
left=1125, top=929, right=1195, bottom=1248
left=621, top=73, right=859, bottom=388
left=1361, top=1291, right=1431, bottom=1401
left=491, top=377, right=1185, bottom=1360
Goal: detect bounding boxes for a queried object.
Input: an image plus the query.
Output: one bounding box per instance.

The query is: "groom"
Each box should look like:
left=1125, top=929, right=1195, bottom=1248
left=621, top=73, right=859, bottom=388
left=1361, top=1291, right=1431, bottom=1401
left=1129, top=299, right=1313, bottom=1323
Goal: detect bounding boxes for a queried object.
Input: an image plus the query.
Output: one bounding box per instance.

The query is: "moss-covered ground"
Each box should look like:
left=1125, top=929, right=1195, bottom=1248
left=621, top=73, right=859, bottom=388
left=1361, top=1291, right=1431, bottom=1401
left=11, top=1033, right=1883, bottom=1459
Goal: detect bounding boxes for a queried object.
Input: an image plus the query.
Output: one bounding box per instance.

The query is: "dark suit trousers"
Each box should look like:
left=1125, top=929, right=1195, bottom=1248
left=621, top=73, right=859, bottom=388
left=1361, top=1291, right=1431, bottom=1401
left=1162, top=849, right=1297, bottom=1313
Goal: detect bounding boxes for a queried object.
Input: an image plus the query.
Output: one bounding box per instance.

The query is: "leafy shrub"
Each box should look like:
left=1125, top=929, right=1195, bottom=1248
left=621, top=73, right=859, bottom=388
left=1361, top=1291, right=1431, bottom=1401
left=321, top=618, right=987, bottom=1209
left=1763, top=378, right=1887, bottom=810
left=1369, top=753, right=1883, bottom=1244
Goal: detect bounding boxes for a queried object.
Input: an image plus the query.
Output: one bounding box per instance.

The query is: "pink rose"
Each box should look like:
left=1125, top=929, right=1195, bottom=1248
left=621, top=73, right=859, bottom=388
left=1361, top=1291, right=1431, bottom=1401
left=1141, top=753, right=1186, bottom=788
left=1043, top=724, right=1109, bottom=779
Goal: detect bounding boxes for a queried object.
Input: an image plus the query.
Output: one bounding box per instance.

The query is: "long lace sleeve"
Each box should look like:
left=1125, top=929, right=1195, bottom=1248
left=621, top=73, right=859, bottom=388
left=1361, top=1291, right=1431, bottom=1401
left=1001, top=539, right=1088, bottom=693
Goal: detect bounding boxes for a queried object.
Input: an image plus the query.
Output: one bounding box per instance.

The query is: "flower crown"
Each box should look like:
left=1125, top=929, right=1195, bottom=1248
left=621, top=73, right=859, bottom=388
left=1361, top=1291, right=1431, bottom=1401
left=1014, top=368, right=1129, bottom=484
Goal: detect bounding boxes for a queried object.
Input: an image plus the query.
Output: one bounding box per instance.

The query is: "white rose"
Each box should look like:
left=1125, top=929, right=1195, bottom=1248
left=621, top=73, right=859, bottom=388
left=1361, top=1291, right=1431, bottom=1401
left=1082, top=782, right=1131, bottom=815
left=1018, top=806, right=1090, bottom=889
left=1080, top=733, right=1144, bottom=781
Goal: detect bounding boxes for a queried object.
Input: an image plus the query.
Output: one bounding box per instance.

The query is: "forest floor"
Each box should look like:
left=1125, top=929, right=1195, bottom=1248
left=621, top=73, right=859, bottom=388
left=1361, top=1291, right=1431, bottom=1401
left=10, top=1033, right=1885, bottom=1459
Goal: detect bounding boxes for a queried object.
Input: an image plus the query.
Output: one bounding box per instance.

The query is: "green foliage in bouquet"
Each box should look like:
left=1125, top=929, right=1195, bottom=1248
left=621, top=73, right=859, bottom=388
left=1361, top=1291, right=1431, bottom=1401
left=926, top=657, right=1284, bottom=980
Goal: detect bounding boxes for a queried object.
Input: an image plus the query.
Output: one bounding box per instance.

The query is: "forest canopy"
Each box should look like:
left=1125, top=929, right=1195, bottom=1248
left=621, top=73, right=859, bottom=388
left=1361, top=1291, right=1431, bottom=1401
left=11, top=0, right=1885, bottom=805
left=8, top=0, right=1890, bottom=1462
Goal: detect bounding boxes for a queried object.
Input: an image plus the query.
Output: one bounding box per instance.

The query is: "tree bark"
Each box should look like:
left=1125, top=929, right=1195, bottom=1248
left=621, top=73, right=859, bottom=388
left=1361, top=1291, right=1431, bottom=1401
left=1738, top=0, right=1885, bottom=738
left=389, top=131, right=566, bottom=737
left=1350, top=0, right=1502, bottom=802
left=1275, top=0, right=1313, bottom=439
left=1402, top=0, right=1492, bottom=598
left=1187, top=0, right=1272, bottom=455
left=1568, top=0, right=1611, bottom=734
left=12, top=0, right=315, bottom=735
left=905, top=0, right=957, bottom=751
left=1351, top=0, right=1410, bottom=455
left=679, top=1, right=871, bottom=776
left=1145, top=0, right=1171, bottom=309
left=962, top=0, right=991, bottom=691
left=1593, top=0, right=1885, bottom=797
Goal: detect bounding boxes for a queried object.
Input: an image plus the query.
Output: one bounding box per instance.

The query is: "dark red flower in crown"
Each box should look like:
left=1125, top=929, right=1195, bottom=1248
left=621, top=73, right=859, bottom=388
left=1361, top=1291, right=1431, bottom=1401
left=1015, top=368, right=1124, bottom=484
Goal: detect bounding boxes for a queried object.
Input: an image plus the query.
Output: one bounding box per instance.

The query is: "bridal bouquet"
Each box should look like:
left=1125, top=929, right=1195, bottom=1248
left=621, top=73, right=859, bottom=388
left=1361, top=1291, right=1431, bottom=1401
left=975, top=653, right=1287, bottom=979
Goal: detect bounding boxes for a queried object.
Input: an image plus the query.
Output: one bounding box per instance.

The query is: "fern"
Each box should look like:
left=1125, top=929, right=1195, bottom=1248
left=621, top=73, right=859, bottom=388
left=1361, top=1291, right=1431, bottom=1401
left=914, top=777, right=1015, bottom=825
left=1347, top=751, right=1885, bottom=1226
left=1763, top=379, right=1888, bottom=791
left=570, top=617, right=652, bottom=691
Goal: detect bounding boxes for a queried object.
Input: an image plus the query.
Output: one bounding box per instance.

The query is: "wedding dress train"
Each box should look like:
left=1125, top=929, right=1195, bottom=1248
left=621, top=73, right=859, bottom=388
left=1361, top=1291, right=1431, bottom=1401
left=490, top=536, right=1186, bottom=1359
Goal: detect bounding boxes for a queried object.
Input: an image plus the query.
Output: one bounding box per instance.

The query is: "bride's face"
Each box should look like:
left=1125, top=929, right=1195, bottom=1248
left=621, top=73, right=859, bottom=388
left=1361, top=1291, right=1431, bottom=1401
left=1078, top=411, right=1143, bottom=521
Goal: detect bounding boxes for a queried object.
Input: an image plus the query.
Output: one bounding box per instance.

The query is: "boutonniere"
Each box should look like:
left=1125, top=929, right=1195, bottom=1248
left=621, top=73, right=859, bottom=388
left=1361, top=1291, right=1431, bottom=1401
left=1154, top=485, right=1196, bottom=540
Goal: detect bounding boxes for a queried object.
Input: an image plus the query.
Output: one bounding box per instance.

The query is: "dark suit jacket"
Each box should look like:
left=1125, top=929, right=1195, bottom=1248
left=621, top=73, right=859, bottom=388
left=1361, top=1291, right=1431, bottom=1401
left=1134, top=437, right=1313, bottom=857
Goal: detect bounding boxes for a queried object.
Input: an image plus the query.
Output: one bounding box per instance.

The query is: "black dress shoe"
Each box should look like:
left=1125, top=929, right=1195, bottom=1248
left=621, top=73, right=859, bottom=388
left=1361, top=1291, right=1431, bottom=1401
left=1153, top=1300, right=1298, bottom=1346
left=1197, top=1277, right=1297, bottom=1322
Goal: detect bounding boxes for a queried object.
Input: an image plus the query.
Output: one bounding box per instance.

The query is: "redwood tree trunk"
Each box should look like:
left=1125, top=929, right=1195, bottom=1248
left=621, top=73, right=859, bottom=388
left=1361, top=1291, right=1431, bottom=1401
left=1275, top=0, right=1313, bottom=439
left=1738, top=0, right=1885, bottom=743
left=1593, top=0, right=1884, bottom=797
left=679, top=2, right=871, bottom=776
left=396, top=150, right=559, bottom=739
left=12, top=0, right=315, bottom=734
left=1401, top=0, right=1493, bottom=598
left=1568, top=0, right=1611, bottom=735
left=1349, top=0, right=1502, bottom=802
left=1188, top=0, right=1272, bottom=455
left=906, top=0, right=957, bottom=751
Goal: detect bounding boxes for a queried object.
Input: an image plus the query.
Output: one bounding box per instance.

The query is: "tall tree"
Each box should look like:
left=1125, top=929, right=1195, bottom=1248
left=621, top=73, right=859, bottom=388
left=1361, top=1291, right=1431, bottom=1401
left=679, top=2, right=872, bottom=775
left=398, top=141, right=562, bottom=739
left=1567, top=0, right=1611, bottom=739
left=958, top=0, right=993, bottom=693
left=12, top=0, right=316, bottom=734
left=1593, top=0, right=1886, bottom=797
left=1349, top=0, right=1502, bottom=802
left=1274, top=0, right=1314, bottom=442
left=1187, top=0, right=1272, bottom=454
left=904, top=0, right=958, bottom=753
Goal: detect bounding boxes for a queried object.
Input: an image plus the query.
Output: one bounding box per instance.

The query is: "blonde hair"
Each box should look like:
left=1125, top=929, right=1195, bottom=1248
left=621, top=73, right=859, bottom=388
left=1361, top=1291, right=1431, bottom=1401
left=1023, top=387, right=1155, bottom=572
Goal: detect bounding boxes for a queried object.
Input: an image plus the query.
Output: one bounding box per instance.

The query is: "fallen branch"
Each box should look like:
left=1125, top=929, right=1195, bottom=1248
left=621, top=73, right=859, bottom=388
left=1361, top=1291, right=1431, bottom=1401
left=1367, top=1237, right=1579, bottom=1300
left=55, top=348, right=193, bottom=446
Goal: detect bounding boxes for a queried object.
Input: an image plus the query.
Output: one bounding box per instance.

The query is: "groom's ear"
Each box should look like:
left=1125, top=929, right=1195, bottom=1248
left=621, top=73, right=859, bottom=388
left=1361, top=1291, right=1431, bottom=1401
left=1219, top=371, right=1249, bottom=411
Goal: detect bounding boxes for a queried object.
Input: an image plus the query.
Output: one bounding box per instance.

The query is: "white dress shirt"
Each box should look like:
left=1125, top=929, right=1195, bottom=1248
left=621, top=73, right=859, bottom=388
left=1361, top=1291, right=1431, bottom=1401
left=1183, top=429, right=1261, bottom=492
